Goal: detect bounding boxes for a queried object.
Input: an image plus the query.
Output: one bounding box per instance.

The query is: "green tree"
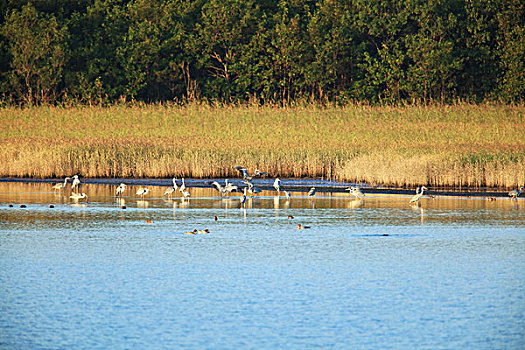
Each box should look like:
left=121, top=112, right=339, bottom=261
left=497, top=0, right=525, bottom=101
left=3, top=3, right=69, bottom=104
left=403, top=0, right=464, bottom=101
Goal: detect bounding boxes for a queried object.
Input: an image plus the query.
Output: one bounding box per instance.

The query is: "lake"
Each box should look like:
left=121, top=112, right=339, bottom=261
left=1, top=181, right=524, bottom=349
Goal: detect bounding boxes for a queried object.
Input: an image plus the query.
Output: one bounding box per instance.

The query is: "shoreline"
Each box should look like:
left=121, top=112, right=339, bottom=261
left=0, top=177, right=517, bottom=199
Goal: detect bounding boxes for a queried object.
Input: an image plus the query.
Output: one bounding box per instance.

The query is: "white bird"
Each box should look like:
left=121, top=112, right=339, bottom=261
left=180, top=178, right=187, bottom=192
left=410, top=186, right=428, bottom=203
left=284, top=190, right=291, bottom=198
left=224, top=179, right=238, bottom=193
left=163, top=178, right=178, bottom=198
left=346, top=186, right=365, bottom=199
left=308, top=187, right=316, bottom=197
left=508, top=186, right=524, bottom=199
left=52, top=177, right=70, bottom=191
left=210, top=180, right=228, bottom=195
left=70, top=192, right=88, bottom=200
left=71, top=175, right=80, bottom=191
left=136, top=187, right=149, bottom=198
left=273, top=178, right=281, bottom=192
left=115, top=183, right=126, bottom=197
left=244, top=181, right=262, bottom=195
left=180, top=188, right=191, bottom=198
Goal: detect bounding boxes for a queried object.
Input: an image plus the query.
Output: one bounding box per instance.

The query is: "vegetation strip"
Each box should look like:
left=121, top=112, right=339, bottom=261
left=1, top=103, right=523, bottom=189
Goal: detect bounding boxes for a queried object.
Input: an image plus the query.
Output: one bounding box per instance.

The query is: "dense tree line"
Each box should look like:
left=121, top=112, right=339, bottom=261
left=0, top=0, right=523, bottom=105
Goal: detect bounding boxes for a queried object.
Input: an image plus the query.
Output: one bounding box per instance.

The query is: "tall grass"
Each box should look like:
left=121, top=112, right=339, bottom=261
left=1, top=102, right=523, bottom=189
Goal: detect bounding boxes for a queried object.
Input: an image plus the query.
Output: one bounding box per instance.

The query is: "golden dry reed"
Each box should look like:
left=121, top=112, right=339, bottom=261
left=0, top=102, right=523, bottom=189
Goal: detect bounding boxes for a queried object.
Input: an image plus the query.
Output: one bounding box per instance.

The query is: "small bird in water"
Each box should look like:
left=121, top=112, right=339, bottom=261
left=213, top=216, right=218, bottom=221
left=198, top=229, right=210, bottom=234
left=297, top=224, right=311, bottom=229
left=288, top=215, right=294, bottom=219
left=308, top=187, right=316, bottom=197
left=184, top=229, right=197, bottom=235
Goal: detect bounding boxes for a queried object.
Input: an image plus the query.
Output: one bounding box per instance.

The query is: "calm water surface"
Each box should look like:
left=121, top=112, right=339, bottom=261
left=1, top=182, right=524, bottom=349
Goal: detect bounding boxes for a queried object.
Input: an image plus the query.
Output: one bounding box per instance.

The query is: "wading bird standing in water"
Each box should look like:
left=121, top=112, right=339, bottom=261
left=273, top=178, right=281, bottom=193
left=308, top=187, right=316, bottom=197
left=136, top=187, right=149, bottom=198
left=346, top=186, right=365, bottom=199
left=163, top=178, right=179, bottom=198
left=52, top=177, right=70, bottom=191
left=71, top=175, right=80, bottom=191
left=508, top=186, right=524, bottom=199
left=410, top=186, right=428, bottom=203
left=115, top=183, right=126, bottom=197
left=240, top=188, right=247, bottom=205
left=180, top=178, right=187, bottom=192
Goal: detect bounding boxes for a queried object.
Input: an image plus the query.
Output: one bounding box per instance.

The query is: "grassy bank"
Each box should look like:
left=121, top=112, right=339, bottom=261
left=1, top=103, right=523, bottom=189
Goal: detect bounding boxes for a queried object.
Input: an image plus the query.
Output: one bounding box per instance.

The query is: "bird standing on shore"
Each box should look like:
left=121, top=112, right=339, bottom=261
left=508, top=186, right=524, bottom=199
left=52, top=177, right=70, bottom=191
left=410, top=186, right=427, bottom=203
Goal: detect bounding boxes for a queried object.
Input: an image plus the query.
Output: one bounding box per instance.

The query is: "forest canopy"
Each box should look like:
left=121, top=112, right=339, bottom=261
left=1, top=0, right=524, bottom=105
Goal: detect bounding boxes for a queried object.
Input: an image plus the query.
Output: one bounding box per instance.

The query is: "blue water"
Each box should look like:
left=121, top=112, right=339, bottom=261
left=1, top=183, right=524, bottom=349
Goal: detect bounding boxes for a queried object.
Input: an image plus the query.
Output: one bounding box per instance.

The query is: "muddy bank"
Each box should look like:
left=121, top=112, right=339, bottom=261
left=0, top=177, right=517, bottom=198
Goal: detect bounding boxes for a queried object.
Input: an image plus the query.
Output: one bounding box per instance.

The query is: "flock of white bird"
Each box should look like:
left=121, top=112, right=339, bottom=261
left=52, top=167, right=524, bottom=204
left=52, top=175, right=87, bottom=200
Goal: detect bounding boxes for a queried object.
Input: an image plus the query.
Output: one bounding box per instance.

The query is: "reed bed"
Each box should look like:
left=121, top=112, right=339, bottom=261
left=1, top=102, right=523, bottom=189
